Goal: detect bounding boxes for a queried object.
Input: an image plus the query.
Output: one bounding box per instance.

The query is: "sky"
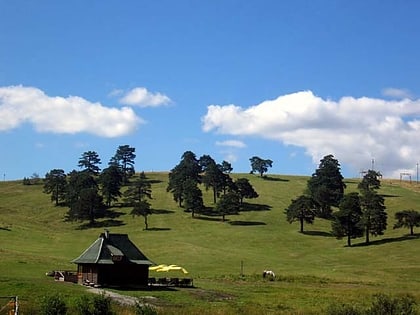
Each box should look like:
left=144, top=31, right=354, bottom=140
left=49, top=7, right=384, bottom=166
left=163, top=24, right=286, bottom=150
left=1, top=1, right=420, bottom=180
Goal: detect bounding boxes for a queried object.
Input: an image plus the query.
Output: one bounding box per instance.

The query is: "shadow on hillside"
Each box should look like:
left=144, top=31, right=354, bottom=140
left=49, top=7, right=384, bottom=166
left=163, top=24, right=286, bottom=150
left=301, top=230, right=333, bottom=237
left=380, top=194, right=400, bottom=198
left=240, top=202, right=271, bottom=212
left=145, top=227, right=171, bottom=231
left=352, top=234, right=420, bottom=247
left=0, top=226, right=11, bottom=231
left=229, top=220, right=266, bottom=226
left=77, top=219, right=125, bottom=230
left=262, top=176, right=289, bottom=182
left=193, top=215, right=224, bottom=222
left=152, top=208, right=175, bottom=214
left=103, top=209, right=125, bottom=218
left=147, top=179, right=163, bottom=184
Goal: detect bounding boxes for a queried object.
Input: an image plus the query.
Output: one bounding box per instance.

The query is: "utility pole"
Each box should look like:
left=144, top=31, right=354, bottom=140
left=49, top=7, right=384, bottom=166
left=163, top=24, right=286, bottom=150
left=371, top=158, right=375, bottom=171
left=417, top=163, right=419, bottom=184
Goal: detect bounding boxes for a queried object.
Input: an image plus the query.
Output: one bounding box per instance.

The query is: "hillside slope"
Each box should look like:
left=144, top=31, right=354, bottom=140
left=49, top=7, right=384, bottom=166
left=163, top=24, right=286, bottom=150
left=1, top=173, right=420, bottom=313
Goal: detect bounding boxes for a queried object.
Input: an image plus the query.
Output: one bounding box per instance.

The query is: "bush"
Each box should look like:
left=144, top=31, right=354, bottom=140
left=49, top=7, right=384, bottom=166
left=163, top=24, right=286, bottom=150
left=74, top=295, right=92, bottom=315
left=327, top=293, right=418, bottom=315
left=40, top=294, right=67, bottom=315
left=135, top=301, right=158, bottom=315
left=326, top=303, right=362, bottom=315
left=91, top=292, right=114, bottom=315
left=74, top=293, right=114, bottom=315
left=369, top=293, right=417, bottom=315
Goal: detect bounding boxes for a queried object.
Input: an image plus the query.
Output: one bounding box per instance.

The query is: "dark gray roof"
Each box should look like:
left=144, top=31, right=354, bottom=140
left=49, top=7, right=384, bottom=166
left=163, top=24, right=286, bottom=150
left=72, top=232, right=153, bottom=265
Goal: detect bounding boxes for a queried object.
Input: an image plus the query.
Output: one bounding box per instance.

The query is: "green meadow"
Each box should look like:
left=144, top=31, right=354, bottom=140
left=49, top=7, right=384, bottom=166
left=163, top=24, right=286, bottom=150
left=1, top=173, right=420, bottom=314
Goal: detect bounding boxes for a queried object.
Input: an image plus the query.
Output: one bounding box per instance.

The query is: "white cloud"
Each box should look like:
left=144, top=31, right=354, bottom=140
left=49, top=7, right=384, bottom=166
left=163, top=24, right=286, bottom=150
left=215, top=139, right=247, bottom=148
left=0, top=85, right=142, bottom=137
left=202, top=90, right=420, bottom=178
left=382, top=87, right=413, bottom=99
left=119, top=87, right=172, bottom=107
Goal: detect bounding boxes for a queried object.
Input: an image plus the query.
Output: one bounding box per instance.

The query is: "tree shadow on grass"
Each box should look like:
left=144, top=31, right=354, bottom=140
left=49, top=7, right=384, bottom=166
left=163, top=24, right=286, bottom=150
left=301, top=230, right=333, bottom=237
left=229, top=221, right=266, bottom=226
left=146, top=227, right=171, bottom=231
left=193, top=215, right=224, bottom=222
left=351, top=234, right=420, bottom=247
left=262, top=176, right=289, bottom=182
left=0, top=226, right=11, bottom=231
left=380, top=194, right=400, bottom=198
left=103, top=209, right=125, bottom=219
left=240, top=202, right=271, bottom=212
left=148, top=179, right=163, bottom=184
left=77, top=219, right=125, bottom=230
left=152, top=209, right=175, bottom=215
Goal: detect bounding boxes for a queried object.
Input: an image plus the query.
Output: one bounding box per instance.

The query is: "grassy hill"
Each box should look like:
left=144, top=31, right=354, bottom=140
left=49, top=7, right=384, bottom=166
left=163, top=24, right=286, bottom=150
left=1, top=173, right=420, bottom=314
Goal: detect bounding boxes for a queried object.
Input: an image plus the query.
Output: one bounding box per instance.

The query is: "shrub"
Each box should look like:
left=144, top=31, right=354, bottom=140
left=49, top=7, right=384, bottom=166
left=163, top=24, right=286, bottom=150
left=74, top=293, right=115, bottom=315
left=91, top=292, right=114, bottom=315
left=369, top=293, right=417, bottom=315
left=74, top=295, right=92, bottom=315
left=135, top=301, right=158, bottom=315
left=326, top=303, right=362, bottom=315
left=40, top=294, right=67, bottom=315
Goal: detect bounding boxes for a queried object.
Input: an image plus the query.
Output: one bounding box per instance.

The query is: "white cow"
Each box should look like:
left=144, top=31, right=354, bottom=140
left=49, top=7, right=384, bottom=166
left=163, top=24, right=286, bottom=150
left=263, top=270, right=276, bottom=281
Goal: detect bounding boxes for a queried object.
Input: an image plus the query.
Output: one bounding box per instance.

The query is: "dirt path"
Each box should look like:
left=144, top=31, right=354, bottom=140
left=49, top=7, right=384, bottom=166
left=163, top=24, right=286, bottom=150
left=86, top=287, right=157, bottom=306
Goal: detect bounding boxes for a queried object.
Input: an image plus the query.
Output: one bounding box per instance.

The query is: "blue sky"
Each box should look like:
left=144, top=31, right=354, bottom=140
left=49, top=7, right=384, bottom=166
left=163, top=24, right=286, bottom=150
left=1, top=1, right=420, bottom=180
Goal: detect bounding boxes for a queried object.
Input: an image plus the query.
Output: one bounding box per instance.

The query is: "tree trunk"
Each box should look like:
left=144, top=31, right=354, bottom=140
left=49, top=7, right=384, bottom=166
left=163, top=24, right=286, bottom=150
left=347, top=234, right=351, bottom=247
left=300, top=218, right=304, bottom=233
left=213, top=187, right=217, bottom=204
left=144, top=216, right=148, bottom=230
left=365, top=227, right=370, bottom=244
left=365, top=216, right=370, bottom=244
left=410, top=225, right=414, bottom=236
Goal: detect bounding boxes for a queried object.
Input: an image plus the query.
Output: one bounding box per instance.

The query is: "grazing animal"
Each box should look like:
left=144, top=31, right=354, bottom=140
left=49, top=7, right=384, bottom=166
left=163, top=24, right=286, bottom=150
left=263, top=270, right=276, bottom=281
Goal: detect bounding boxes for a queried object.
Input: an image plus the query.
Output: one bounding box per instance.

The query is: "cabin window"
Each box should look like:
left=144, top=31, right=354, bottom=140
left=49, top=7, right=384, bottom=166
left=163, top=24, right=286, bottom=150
left=111, top=255, right=123, bottom=262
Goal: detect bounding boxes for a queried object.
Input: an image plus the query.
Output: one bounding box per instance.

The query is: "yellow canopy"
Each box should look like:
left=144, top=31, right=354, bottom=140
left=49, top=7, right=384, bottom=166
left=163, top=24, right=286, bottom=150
left=149, top=264, right=189, bottom=274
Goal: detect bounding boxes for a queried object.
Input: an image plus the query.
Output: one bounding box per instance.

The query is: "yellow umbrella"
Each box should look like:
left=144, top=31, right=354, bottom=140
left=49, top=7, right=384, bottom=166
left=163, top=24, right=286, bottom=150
left=149, top=264, right=189, bottom=274
left=148, top=264, right=167, bottom=271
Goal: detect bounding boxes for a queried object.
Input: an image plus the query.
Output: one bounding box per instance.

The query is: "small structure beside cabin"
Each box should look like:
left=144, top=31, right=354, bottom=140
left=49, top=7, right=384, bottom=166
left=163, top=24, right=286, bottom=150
left=72, top=231, right=153, bottom=287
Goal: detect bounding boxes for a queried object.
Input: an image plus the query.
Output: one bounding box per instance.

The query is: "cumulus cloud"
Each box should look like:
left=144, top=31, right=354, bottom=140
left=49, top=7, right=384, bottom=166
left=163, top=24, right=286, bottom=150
left=0, top=85, right=142, bottom=137
left=118, top=87, right=172, bottom=107
left=215, top=139, right=247, bottom=148
left=202, top=90, right=420, bottom=178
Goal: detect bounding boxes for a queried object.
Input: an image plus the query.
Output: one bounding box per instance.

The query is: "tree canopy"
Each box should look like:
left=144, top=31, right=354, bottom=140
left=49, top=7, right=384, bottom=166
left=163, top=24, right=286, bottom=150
left=331, top=192, right=364, bottom=247
left=307, top=154, right=346, bottom=218
left=110, top=145, right=136, bottom=183
left=285, top=195, right=316, bottom=233
left=394, top=210, right=420, bottom=236
left=167, top=151, right=201, bottom=207
left=125, top=172, right=153, bottom=230
left=78, top=151, right=101, bottom=175
left=249, top=156, right=273, bottom=177
left=43, top=169, right=67, bottom=206
left=358, top=170, right=387, bottom=244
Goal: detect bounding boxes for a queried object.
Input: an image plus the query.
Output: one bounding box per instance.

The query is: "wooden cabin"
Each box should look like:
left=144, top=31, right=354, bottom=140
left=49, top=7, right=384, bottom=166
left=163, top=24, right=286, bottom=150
left=72, top=231, right=153, bottom=287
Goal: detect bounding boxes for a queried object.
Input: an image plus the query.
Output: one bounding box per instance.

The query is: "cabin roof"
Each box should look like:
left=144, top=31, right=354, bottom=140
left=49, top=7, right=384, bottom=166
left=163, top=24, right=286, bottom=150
left=72, top=232, right=153, bottom=265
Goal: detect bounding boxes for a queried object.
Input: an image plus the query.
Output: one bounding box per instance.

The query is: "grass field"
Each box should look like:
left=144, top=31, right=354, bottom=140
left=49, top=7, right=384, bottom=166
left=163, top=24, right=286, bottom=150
left=1, top=173, right=420, bottom=314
